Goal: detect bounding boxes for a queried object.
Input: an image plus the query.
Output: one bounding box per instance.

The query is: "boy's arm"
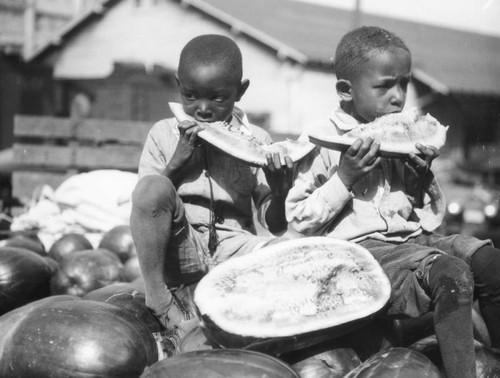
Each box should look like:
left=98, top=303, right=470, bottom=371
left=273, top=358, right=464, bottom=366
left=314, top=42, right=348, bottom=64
left=285, top=148, right=352, bottom=236
left=403, top=143, right=439, bottom=207
left=403, top=143, right=446, bottom=230
left=163, top=120, right=203, bottom=186
left=263, top=154, right=294, bottom=234
left=286, top=138, right=381, bottom=236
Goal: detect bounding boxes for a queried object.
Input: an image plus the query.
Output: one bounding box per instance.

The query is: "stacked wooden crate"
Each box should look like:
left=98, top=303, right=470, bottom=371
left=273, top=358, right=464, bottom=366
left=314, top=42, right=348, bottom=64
left=12, top=115, right=151, bottom=201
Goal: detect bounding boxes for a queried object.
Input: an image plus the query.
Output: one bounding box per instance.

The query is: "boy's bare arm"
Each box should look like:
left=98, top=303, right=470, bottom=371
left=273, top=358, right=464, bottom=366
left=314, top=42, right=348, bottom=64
left=163, top=120, right=203, bottom=186
left=404, top=143, right=439, bottom=207
left=263, top=153, right=294, bottom=234
left=337, top=138, right=381, bottom=189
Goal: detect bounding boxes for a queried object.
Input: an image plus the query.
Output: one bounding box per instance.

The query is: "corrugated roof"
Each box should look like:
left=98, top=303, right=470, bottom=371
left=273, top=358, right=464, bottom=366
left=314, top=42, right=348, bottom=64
left=30, top=0, right=500, bottom=96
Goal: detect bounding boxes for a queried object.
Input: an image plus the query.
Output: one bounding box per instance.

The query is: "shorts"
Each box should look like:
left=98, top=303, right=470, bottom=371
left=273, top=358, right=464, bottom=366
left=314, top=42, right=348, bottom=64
left=359, top=232, right=491, bottom=318
left=164, top=192, right=275, bottom=288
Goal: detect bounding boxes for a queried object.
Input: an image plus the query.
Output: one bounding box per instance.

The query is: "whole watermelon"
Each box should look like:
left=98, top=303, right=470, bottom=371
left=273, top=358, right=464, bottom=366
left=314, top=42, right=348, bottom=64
left=0, top=234, right=46, bottom=256
left=48, top=233, right=93, bottom=263
left=289, top=346, right=361, bottom=378
left=51, top=248, right=123, bottom=296
left=83, top=281, right=163, bottom=332
left=123, top=255, right=142, bottom=282
left=140, top=349, right=300, bottom=378
left=343, top=347, right=443, bottom=378
left=410, top=335, right=500, bottom=377
left=0, top=246, right=56, bottom=315
left=99, top=225, right=136, bottom=263
left=0, top=297, right=158, bottom=377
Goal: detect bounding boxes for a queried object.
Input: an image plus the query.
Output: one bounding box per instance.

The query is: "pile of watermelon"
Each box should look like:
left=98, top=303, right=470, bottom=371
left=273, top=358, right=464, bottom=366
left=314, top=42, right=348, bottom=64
left=0, top=229, right=499, bottom=377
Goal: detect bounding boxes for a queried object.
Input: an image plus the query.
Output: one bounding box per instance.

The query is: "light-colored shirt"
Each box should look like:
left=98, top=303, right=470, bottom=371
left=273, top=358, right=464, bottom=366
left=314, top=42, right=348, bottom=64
left=138, top=107, right=273, bottom=234
left=286, top=106, right=446, bottom=242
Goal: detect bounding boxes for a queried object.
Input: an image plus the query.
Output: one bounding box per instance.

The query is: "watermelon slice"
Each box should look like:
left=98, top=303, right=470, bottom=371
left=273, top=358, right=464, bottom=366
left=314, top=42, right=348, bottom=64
left=194, top=237, right=391, bottom=354
left=169, top=102, right=315, bottom=167
left=309, top=108, right=449, bottom=158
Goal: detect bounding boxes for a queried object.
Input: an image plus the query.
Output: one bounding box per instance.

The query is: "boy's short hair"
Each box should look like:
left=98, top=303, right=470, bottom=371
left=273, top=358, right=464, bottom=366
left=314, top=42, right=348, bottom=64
left=178, top=34, right=243, bottom=80
left=334, top=26, right=411, bottom=80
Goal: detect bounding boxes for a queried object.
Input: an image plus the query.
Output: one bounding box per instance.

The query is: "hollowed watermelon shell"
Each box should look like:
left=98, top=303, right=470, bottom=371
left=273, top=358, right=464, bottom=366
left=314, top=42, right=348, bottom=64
left=194, top=237, right=391, bottom=355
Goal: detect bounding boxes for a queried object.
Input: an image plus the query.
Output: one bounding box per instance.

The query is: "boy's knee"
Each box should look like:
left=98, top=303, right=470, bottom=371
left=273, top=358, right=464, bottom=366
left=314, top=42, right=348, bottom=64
left=132, top=175, right=176, bottom=212
left=429, top=255, right=474, bottom=305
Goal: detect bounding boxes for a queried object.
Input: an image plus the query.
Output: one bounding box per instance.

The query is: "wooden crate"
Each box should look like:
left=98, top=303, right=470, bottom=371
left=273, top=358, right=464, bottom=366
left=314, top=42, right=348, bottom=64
left=12, top=115, right=152, bottom=200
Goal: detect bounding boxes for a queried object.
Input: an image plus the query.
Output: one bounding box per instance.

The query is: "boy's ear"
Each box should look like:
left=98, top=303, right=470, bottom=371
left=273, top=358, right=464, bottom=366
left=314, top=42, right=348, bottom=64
left=336, top=79, right=353, bottom=101
left=236, top=79, right=250, bottom=101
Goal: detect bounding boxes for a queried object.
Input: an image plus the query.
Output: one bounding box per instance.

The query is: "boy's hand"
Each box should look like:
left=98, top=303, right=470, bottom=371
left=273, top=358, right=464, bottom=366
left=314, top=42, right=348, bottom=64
left=404, top=143, right=439, bottom=177
left=170, top=120, right=204, bottom=170
left=338, top=138, right=381, bottom=190
left=263, top=153, right=294, bottom=198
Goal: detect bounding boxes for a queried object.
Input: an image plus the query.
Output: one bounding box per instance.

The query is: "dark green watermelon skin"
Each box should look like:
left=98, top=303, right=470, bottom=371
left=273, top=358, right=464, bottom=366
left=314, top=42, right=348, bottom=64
left=288, top=346, right=361, bottom=378
left=83, top=281, right=164, bottom=333
left=0, top=247, right=56, bottom=315
left=140, top=349, right=300, bottom=378
left=199, top=312, right=372, bottom=356
left=50, top=248, right=123, bottom=296
left=0, top=298, right=158, bottom=377
left=1, top=235, right=46, bottom=256
left=48, top=233, right=93, bottom=263
left=410, top=336, right=500, bottom=378
left=343, top=347, right=443, bottom=378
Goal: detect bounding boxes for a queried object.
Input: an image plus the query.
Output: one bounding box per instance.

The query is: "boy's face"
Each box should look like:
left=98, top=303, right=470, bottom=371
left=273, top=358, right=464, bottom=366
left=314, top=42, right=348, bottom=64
left=177, top=63, right=248, bottom=123
left=344, top=47, right=411, bottom=123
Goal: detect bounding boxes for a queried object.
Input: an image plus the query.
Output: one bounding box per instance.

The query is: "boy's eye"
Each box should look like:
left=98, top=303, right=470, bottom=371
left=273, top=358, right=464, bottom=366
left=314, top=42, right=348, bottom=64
left=375, top=82, right=392, bottom=89
left=183, top=93, right=196, bottom=101
left=401, top=78, right=410, bottom=90
left=212, top=96, right=226, bottom=102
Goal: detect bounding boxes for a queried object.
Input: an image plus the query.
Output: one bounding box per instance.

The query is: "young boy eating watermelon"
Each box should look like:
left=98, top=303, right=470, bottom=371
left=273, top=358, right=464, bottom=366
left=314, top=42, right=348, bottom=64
left=286, top=26, right=500, bottom=378
left=130, top=34, right=293, bottom=343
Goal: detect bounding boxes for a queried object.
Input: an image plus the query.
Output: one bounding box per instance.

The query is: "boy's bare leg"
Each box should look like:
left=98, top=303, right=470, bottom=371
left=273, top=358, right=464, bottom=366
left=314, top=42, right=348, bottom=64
left=130, top=175, right=179, bottom=327
left=471, top=245, right=500, bottom=349
left=428, top=256, right=476, bottom=378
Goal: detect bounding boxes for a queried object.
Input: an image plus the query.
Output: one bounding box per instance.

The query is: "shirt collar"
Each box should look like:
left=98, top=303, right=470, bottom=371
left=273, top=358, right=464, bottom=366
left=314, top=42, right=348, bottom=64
left=230, top=106, right=253, bottom=136
left=329, top=105, right=360, bottom=132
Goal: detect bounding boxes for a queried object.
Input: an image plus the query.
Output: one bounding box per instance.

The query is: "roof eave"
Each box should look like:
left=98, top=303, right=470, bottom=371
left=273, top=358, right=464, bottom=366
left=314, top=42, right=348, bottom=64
left=27, top=0, right=121, bottom=63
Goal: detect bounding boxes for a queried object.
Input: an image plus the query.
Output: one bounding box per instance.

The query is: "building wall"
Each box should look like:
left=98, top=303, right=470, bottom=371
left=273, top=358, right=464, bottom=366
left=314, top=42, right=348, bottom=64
left=40, top=0, right=423, bottom=137
left=42, top=0, right=343, bottom=136
left=60, top=62, right=179, bottom=122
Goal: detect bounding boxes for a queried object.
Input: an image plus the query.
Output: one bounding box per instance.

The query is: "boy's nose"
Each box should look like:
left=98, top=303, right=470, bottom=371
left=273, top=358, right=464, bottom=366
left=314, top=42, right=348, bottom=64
left=195, top=101, right=213, bottom=121
left=391, top=87, right=406, bottom=106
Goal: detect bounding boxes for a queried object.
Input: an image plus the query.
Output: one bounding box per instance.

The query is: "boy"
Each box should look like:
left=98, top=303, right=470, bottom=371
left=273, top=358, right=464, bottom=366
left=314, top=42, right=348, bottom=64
left=131, top=35, right=293, bottom=336
left=286, top=26, right=500, bottom=377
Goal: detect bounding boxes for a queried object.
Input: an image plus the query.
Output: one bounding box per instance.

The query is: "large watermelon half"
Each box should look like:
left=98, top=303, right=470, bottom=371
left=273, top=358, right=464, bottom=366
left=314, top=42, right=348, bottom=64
left=194, top=237, right=391, bottom=355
